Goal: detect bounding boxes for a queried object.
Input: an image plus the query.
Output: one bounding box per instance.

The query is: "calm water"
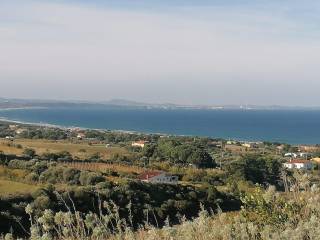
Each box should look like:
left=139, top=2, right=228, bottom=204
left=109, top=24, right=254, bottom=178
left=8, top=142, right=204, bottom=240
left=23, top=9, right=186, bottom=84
left=0, top=107, right=319, bottom=144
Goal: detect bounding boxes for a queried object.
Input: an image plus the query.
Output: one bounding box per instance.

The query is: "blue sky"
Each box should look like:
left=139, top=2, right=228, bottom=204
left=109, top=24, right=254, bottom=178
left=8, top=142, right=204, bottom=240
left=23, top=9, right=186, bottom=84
left=0, top=0, right=320, bottom=106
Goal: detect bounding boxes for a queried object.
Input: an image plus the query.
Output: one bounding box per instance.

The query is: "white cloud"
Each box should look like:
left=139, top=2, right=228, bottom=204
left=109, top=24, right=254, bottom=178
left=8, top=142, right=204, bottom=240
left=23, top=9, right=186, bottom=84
left=0, top=0, right=319, bottom=105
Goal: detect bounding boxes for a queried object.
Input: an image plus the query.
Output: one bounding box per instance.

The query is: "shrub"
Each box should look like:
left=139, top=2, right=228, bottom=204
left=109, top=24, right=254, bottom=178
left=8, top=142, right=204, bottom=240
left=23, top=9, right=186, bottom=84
left=62, top=168, right=80, bottom=185
left=25, top=172, right=39, bottom=183
left=22, top=148, right=36, bottom=158
left=79, top=171, right=105, bottom=186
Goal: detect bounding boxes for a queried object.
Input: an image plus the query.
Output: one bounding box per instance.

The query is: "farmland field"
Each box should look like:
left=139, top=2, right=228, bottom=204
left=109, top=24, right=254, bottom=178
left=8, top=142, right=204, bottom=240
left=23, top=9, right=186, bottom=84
left=63, top=162, right=144, bottom=174
left=0, top=138, right=129, bottom=160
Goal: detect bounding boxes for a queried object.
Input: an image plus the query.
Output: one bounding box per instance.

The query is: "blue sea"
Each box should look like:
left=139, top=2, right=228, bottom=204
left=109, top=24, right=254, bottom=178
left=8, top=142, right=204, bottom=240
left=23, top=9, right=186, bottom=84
left=0, top=107, right=319, bottom=144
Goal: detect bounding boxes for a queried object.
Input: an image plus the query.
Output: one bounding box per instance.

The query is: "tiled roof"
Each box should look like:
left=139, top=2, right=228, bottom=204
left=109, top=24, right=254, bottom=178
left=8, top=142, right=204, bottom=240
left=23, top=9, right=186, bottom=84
left=286, top=159, right=311, bottom=164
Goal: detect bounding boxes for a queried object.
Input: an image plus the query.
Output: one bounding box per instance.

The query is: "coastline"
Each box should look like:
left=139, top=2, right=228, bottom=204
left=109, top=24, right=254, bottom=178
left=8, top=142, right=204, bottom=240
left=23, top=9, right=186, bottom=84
left=0, top=108, right=319, bottom=145
left=0, top=106, right=47, bottom=111
left=0, top=116, right=314, bottom=146
left=0, top=116, right=168, bottom=138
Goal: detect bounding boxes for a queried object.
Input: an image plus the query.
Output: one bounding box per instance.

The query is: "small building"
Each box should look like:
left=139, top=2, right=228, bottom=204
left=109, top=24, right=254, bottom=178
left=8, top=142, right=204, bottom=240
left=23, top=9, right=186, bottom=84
left=226, top=140, right=239, bottom=145
left=276, top=145, right=285, bottom=151
left=132, top=140, right=148, bottom=148
left=241, top=142, right=259, bottom=148
left=138, top=171, right=178, bottom=184
left=9, top=125, right=19, bottom=130
left=77, top=133, right=86, bottom=140
left=15, top=128, right=27, bottom=134
left=298, top=152, right=311, bottom=159
left=284, top=152, right=298, bottom=158
left=283, top=159, right=313, bottom=170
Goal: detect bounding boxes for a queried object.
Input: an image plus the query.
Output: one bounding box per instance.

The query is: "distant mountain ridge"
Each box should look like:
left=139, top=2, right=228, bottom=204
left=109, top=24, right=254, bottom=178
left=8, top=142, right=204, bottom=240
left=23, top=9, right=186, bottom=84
left=0, top=98, right=319, bottom=110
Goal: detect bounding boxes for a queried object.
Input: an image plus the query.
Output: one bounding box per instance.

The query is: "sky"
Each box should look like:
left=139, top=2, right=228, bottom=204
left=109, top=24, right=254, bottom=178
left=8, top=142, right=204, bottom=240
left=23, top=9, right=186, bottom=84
left=0, top=0, right=320, bottom=106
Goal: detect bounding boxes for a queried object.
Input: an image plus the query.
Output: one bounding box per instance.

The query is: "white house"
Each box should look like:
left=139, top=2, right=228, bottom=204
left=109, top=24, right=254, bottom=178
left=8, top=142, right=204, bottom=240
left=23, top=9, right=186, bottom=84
left=77, top=133, right=86, bottom=140
left=132, top=140, right=148, bottom=148
left=138, top=171, right=178, bottom=184
left=15, top=128, right=27, bottom=134
left=284, top=153, right=298, bottom=158
left=241, top=142, right=259, bottom=148
left=283, top=159, right=313, bottom=170
left=298, top=152, right=311, bottom=159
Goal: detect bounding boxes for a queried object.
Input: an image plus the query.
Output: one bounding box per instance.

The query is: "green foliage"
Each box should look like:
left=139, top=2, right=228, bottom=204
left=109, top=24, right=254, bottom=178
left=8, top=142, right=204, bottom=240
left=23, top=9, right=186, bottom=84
left=144, top=139, right=216, bottom=168
left=19, top=128, right=67, bottom=140
left=22, top=148, right=36, bottom=158
left=226, top=154, right=282, bottom=187
left=41, top=151, right=73, bottom=161
left=79, top=171, right=105, bottom=185
left=241, top=186, right=303, bottom=227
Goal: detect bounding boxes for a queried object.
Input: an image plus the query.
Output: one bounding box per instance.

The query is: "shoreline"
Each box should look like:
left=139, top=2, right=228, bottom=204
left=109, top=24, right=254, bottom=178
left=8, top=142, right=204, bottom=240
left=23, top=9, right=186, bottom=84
left=0, top=106, right=47, bottom=111
left=0, top=116, right=168, bottom=137
left=0, top=116, right=316, bottom=146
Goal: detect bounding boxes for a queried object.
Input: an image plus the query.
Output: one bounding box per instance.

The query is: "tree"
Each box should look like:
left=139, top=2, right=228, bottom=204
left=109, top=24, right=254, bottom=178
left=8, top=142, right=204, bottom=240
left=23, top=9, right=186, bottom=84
left=23, top=148, right=36, bottom=158
left=227, top=154, right=282, bottom=187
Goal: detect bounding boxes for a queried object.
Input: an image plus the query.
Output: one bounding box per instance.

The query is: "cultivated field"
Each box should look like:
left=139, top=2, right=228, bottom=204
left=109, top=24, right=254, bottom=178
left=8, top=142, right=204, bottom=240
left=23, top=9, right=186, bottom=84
left=0, top=139, right=129, bottom=160
left=63, top=162, right=144, bottom=174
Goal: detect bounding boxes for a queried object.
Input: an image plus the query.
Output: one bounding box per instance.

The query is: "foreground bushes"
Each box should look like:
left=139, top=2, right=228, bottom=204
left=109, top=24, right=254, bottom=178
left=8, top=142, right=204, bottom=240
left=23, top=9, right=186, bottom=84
left=3, top=183, right=320, bottom=240
left=0, top=177, right=238, bottom=237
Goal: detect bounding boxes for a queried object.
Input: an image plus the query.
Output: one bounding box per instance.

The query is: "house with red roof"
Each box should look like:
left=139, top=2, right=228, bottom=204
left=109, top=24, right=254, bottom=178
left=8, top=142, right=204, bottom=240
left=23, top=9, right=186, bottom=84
left=138, top=170, right=178, bottom=184
left=283, top=159, right=313, bottom=170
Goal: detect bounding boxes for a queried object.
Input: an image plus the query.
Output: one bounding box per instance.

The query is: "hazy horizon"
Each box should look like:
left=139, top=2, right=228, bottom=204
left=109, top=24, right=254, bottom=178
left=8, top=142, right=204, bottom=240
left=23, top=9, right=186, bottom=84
left=1, top=0, right=320, bottom=106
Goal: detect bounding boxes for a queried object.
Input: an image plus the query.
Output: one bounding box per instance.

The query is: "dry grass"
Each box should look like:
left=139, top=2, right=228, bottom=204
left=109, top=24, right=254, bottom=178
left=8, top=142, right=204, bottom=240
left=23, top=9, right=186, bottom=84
left=63, top=162, right=144, bottom=174
left=0, top=166, right=38, bottom=196
left=0, top=165, right=28, bottom=180
left=0, top=139, right=129, bottom=160
left=0, top=179, right=39, bottom=196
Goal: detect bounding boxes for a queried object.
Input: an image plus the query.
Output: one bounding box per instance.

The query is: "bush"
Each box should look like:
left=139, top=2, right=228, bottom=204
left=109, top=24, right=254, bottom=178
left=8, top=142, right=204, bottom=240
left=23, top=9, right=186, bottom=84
left=62, top=168, right=80, bottom=185
left=182, top=169, right=207, bottom=182
left=25, top=172, right=39, bottom=183
left=39, top=167, right=64, bottom=184
left=8, top=159, right=36, bottom=169
left=79, top=171, right=105, bottom=186
left=22, top=148, right=36, bottom=158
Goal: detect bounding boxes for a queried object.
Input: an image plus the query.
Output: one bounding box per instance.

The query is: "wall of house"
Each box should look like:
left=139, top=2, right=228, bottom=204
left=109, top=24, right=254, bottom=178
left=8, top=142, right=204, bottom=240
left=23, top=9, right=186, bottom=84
left=149, top=174, right=178, bottom=184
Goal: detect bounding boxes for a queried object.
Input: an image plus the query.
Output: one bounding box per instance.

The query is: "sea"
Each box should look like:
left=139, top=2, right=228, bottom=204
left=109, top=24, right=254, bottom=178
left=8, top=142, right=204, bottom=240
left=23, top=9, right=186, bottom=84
left=0, top=107, right=319, bottom=144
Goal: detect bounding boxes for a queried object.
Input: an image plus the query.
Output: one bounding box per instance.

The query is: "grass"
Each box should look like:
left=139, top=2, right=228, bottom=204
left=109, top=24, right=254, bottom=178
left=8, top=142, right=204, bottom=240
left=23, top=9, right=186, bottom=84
left=0, top=138, right=129, bottom=160
left=64, top=162, right=144, bottom=174
left=0, top=179, right=39, bottom=196
left=0, top=165, right=28, bottom=180
left=0, top=166, right=39, bottom=196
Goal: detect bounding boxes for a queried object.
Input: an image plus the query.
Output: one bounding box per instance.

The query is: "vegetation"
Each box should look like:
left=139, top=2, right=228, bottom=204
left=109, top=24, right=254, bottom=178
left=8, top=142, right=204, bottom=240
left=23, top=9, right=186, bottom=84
left=1, top=121, right=320, bottom=239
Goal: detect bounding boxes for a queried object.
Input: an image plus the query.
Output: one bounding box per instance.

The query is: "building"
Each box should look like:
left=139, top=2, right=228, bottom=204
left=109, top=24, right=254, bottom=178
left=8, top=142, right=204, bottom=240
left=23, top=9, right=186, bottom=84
left=9, top=125, right=19, bottom=130
left=226, top=140, right=239, bottom=145
left=284, top=152, right=298, bottom=158
left=15, top=128, right=27, bottom=134
left=298, top=152, right=311, bottom=159
left=276, top=145, right=285, bottom=151
left=241, top=142, right=259, bottom=148
left=77, top=133, right=86, bottom=140
left=138, top=171, right=178, bottom=184
left=283, top=159, right=313, bottom=170
left=131, top=140, right=148, bottom=148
